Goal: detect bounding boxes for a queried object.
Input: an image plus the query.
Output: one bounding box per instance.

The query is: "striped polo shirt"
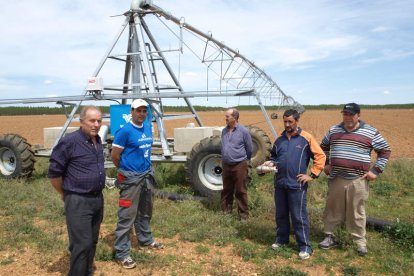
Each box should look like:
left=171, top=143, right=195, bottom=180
left=320, top=121, right=391, bottom=179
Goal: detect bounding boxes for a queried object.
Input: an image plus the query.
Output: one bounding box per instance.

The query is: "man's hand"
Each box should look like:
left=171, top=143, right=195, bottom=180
left=111, top=146, right=123, bottom=168
left=297, top=174, right=313, bottom=185
left=50, top=177, right=64, bottom=201
left=323, top=164, right=331, bottom=176
left=362, top=171, right=377, bottom=181
left=262, top=160, right=275, bottom=167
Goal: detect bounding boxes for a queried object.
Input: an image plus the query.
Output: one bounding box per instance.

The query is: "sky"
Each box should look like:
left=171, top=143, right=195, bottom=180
left=0, top=0, right=413, bottom=107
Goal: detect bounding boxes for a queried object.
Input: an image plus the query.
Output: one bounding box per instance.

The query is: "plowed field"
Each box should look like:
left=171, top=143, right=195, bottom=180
left=0, top=109, right=412, bottom=158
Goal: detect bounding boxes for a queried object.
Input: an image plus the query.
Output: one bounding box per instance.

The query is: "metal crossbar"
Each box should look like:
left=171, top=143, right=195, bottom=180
left=0, top=0, right=305, bottom=154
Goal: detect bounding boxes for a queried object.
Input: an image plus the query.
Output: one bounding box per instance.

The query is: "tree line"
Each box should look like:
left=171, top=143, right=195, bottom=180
left=0, top=104, right=413, bottom=116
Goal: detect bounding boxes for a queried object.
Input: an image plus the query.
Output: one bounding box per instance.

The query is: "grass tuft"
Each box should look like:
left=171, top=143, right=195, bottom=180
left=343, top=266, right=360, bottom=276
left=0, top=158, right=414, bottom=274
left=383, top=220, right=414, bottom=251
left=262, top=266, right=308, bottom=276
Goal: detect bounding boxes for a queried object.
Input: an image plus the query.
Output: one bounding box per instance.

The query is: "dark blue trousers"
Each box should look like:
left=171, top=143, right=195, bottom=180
left=274, top=185, right=312, bottom=253
left=65, top=192, right=104, bottom=276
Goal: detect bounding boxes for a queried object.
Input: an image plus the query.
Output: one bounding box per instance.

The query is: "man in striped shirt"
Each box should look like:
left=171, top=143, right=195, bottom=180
left=318, top=103, right=391, bottom=256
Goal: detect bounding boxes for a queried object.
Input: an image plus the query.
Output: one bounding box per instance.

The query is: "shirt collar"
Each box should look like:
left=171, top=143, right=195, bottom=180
left=130, top=121, right=144, bottom=128
left=339, top=120, right=365, bottom=131
left=78, top=128, right=102, bottom=144
left=282, top=127, right=301, bottom=137
left=226, top=122, right=239, bottom=130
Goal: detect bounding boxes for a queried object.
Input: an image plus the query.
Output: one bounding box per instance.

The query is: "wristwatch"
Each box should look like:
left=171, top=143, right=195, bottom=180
left=310, top=173, right=318, bottom=179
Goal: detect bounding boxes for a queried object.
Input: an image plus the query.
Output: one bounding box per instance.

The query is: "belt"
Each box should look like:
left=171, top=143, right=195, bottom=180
left=64, top=190, right=102, bottom=197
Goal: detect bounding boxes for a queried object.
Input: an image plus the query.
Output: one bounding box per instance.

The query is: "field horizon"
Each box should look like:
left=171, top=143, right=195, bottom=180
left=1, top=109, right=412, bottom=158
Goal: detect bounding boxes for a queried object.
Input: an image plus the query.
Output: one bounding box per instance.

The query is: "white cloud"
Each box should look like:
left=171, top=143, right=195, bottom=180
left=0, top=0, right=413, bottom=105
left=372, top=26, right=392, bottom=33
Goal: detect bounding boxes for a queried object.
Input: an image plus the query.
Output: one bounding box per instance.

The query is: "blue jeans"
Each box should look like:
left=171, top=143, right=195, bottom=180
left=274, top=185, right=311, bottom=253
left=65, top=192, right=103, bottom=276
left=114, top=176, right=154, bottom=259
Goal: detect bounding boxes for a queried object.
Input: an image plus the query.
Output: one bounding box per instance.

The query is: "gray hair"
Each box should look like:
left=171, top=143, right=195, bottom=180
left=229, top=108, right=240, bottom=120
left=80, top=106, right=101, bottom=120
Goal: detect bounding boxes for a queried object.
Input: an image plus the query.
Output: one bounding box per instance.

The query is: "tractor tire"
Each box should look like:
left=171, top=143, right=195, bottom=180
left=186, top=136, right=222, bottom=197
left=247, top=126, right=272, bottom=167
left=0, top=134, right=36, bottom=179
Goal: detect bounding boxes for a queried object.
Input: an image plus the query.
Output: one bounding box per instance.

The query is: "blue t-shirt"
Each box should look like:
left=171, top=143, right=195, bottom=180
left=112, top=121, right=153, bottom=173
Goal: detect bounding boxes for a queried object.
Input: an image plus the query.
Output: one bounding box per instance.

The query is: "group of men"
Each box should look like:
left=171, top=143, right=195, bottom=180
left=220, top=103, right=391, bottom=260
left=48, top=100, right=390, bottom=274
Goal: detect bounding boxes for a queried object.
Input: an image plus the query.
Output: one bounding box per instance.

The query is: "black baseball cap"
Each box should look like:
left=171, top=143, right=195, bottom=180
left=342, top=103, right=360, bottom=114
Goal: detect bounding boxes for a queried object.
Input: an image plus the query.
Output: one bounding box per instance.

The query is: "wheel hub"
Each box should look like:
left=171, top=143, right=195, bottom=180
left=213, top=166, right=222, bottom=175
left=0, top=147, right=17, bottom=176
left=197, top=154, right=223, bottom=190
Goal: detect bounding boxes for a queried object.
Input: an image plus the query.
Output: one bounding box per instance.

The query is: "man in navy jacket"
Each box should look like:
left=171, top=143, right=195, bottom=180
left=261, top=109, right=325, bottom=260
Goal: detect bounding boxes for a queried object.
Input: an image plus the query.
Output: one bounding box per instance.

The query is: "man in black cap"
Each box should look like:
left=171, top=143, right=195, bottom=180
left=318, top=103, right=391, bottom=256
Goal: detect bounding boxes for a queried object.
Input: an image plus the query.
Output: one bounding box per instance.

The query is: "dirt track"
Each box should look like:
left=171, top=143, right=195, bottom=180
left=0, top=109, right=412, bottom=158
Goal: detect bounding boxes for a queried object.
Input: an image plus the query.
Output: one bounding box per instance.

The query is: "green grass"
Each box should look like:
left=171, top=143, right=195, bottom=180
left=308, top=158, right=414, bottom=223
left=195, top=244, right=210, bottom=254
left=0, top=258, right=14, bottom=266
left=383, top=220, right=414, bottom=251
left=0, top=158, right=413, bottom=274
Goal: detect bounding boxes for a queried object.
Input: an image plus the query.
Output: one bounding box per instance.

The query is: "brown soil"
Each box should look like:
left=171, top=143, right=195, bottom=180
left=0, top=109, right=412, bottom=158
left=0, top=233, right=334, bottom=276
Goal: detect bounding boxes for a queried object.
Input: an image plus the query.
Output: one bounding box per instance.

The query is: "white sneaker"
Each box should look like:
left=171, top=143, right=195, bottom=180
left=117, top=256, right=136, bottom=269
left=298, top=251, right=310, bottom=260
left=271, top=243, right=282, bottom=250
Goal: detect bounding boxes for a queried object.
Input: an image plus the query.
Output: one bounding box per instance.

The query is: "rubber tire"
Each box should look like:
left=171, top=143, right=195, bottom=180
left=247, top=126, right=272, bottom=168
left=0, top=134, right=35, bottom=179
left=186, top=136, right=223, bottom=197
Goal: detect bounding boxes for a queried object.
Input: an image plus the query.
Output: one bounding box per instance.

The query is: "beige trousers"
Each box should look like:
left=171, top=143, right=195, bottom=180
left=323, top=176, right=369, bottom=247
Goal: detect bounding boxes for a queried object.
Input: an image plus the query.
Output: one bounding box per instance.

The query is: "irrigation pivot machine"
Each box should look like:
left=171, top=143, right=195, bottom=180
left=0, top=0, right=303, bottom=197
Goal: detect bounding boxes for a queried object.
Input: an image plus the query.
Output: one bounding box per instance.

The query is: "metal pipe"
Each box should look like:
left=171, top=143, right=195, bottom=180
left=255, top=93, right=277, bottom=140
left=143, top=4, right=290, bottom=99
left=140, top=17, right=204, bottom=127
left=0, top=90, right=256, bottom=105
